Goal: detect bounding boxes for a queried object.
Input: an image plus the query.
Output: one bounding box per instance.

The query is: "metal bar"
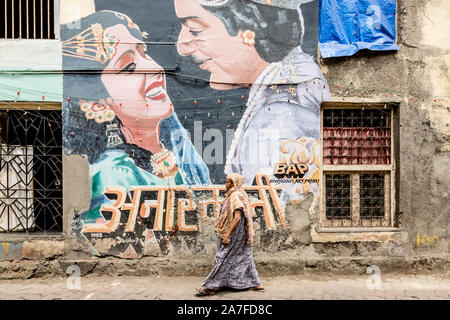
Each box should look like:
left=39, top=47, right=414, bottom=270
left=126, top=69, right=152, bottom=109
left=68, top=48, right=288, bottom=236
left=351, top=173, right=360, bottom=227
left=6, top=117, right=9, bottom=231
left=12, top=0, right=14, bottom=38
left=33, top=0, right=35, bottom=38
left=7, top=160, right=10, bottom=231
left=19, top=0, right=22, bottom=38
left=43, top=115, right=47, bottom=231
left=4, top=0, right=7, bottom=38
left=384, top=172, right=391, bottom=227
left=47, top=0, right=49, bottom=38
left=26, top=0, right=29, bottom=38
left=390, top=109, right=395, bottom=227
left=53, top=0, right=60, bottom=39
left=25, top=131, right=28, bottom=232
left=41, top=0, right=43, bottom=39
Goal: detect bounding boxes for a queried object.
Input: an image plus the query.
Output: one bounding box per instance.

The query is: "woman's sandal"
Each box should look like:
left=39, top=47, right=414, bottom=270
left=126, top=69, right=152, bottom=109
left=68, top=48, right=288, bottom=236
left=251, top=286, right=265, bottom=292
left=195, top=287, right=216, bottom=296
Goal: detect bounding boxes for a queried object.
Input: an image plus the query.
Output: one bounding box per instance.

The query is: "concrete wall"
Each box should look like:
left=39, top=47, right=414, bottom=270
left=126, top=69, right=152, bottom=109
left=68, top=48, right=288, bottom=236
left=0, top=40, right=62, bottom=102
left=0, top=0, right=448, bottom=278
left=318, top=0, right=449, bottom=256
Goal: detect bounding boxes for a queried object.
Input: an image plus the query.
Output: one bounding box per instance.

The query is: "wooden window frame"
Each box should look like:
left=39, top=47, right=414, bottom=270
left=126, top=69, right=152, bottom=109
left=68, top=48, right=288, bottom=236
left=319, top=103, right=396, bottom=230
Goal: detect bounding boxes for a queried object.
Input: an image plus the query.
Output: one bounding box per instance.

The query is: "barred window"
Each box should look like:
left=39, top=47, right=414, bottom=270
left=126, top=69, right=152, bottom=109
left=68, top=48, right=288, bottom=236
left=0, top=0, right=55, bottom=39
left=323, top=108, right=391, bottom=165
left=320, top=104, right=396, bottom=228
left=0, top=107, right=62, bottom=232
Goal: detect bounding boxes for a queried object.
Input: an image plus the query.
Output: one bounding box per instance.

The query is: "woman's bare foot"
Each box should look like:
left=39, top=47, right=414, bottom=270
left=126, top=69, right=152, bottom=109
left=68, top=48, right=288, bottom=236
left=195, top=287, right=216, bottom=296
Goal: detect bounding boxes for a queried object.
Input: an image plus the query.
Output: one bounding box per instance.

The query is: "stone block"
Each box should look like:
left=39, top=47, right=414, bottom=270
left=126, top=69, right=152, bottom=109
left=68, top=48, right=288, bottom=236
left=23, top=240, right=65, bottom=260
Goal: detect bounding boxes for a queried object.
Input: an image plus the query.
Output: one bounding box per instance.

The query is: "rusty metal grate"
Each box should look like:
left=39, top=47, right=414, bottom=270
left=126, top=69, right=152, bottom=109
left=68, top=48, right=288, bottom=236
left=323, top=108, right=391, bottom=165
left=325, top=174, right=351, bottom=219
left=325, top=172, right=389, bottom=224
left=360, top=173, right=385, bottom=218
left=1, top=0, right=55, bottom=39
left=0, top=110, right=62, bottom=232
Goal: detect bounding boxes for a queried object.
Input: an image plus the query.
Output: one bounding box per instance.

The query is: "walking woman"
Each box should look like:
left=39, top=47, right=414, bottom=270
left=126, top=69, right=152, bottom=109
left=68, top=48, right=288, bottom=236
left=196, top=173, right=264, bottom=296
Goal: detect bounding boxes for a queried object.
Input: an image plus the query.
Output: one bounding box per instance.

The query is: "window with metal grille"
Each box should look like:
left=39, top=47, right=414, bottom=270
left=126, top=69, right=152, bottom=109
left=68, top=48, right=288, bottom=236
left=0, top=108, right=62, bottom=232
left=323, top=108, right=391, bottom=165
left=320, top=104, right=396, bottom=228
left=0, top=0, right=55, bottom=39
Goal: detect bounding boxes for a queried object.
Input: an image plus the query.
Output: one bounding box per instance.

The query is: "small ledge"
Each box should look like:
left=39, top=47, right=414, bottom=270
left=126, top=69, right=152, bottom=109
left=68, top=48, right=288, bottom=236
left=0, top=233, right=65, bottom=242
left=316, top=227, right=402, bottom=233
left=312, top=227, right=408, bottom=243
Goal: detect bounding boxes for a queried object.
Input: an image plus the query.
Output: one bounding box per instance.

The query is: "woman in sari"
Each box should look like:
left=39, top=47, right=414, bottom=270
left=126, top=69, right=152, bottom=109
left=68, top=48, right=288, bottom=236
left=196, top=173, right=264, bottom=296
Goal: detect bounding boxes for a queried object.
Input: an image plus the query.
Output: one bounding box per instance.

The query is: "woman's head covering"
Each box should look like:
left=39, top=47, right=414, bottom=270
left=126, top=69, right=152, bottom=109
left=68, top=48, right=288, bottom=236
left=215, top=172, right=255, bottom=245
left=227, top=173, right=244, bottom=190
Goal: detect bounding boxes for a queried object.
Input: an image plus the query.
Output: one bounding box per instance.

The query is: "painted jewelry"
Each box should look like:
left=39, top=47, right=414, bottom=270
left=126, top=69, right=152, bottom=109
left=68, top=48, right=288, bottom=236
left=80, top=100, right=116, bottom=123
left=241, top=30, right=256, bottom=46
left=62, top=24, right=119, bottom=64
left=150, top=145, right=178, bottom=178
left=106, top=123, right=124, bottom=149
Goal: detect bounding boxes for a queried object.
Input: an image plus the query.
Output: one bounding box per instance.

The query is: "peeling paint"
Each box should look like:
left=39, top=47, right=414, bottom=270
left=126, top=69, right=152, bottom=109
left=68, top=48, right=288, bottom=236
left=0, top=242, right=24, bottom=261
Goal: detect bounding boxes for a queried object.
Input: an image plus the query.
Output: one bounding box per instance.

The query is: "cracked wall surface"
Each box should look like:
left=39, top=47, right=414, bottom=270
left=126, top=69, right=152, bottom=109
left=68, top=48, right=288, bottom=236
left=0, top=0, right=448, bottom=276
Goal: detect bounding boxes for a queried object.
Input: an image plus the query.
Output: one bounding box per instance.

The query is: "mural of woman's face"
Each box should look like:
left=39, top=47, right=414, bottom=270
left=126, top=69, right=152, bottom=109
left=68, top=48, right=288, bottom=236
left=101, top=24, right=173, bottom=127
left=174, top=0, right=269, bottom=90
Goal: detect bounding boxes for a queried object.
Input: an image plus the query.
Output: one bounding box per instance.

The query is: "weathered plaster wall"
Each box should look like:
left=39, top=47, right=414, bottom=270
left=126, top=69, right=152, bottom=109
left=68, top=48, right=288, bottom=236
left=0, top=40, right=62, bottom=102
left=0, top=0, right=448, bottom=278
left=318, top=0, right=449, bottom=257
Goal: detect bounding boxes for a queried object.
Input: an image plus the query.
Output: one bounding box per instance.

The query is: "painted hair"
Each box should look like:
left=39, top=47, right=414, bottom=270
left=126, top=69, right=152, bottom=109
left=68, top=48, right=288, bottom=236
left=201, top=0, right=302, bottom=63
left=62, top=10, right=145, bottom=101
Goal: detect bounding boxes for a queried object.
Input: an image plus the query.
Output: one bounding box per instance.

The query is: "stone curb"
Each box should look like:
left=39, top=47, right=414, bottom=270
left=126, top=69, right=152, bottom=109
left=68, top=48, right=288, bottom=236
left=0, top=255, right=448, bottom=279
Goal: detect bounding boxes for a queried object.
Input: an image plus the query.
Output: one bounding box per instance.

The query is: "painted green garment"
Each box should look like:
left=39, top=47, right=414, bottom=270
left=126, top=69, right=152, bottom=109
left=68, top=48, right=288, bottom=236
left=84, top=149, right=183, bottom=223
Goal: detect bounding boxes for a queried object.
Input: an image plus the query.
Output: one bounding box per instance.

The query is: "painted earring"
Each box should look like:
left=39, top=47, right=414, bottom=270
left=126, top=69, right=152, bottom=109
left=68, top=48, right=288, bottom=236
left=80, top=99, right=116, bottom=123
left=106, top=123, right=124, bottom=149
left=241, top=30, right=256, bottom=46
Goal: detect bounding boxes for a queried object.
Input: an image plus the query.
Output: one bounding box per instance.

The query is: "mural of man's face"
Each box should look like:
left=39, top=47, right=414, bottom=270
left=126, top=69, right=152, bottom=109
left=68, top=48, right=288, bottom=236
left=174, top=0, right=269, bottom=90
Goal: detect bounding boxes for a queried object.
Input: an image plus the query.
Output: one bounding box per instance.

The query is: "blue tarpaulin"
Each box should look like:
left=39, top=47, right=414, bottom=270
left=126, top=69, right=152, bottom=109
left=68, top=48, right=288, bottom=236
left=319, top=0, right=399, bottom=58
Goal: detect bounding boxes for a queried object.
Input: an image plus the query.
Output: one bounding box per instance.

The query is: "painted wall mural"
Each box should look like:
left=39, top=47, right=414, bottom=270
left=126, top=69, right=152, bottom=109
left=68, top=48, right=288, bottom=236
left=61, top=0, right=329, bottom=257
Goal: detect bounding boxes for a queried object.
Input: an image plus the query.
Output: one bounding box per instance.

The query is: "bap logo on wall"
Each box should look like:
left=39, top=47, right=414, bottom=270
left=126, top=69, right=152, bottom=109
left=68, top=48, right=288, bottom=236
left=273, top=163, right=309, bottom=179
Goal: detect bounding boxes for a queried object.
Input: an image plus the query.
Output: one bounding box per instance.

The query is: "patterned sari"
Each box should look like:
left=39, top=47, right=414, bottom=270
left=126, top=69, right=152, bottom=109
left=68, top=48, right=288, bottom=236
left=202, top=173, right=261, bottom=290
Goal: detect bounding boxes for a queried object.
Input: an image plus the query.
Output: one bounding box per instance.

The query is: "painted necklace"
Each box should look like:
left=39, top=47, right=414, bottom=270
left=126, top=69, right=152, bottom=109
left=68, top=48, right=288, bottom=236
left=150, top=144, right=178, bottom=178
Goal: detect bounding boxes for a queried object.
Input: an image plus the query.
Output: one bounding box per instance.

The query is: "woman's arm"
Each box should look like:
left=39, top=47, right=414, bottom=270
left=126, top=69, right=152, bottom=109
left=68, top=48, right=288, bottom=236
left=222, top=209, right=242, bottom=245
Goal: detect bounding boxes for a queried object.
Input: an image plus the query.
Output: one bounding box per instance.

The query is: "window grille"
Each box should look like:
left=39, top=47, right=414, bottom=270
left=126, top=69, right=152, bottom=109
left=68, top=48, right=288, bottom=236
left=325, top=174, right=351, bottom=220
left=0, top=0, right=55, bottom=39
left=359, top=173, right=385, bottom=219
left=0, top=109, right=62, bottom=232
left=320, top=105, right=396, bottom=228
left=323, top=108, right=391, bottom=165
